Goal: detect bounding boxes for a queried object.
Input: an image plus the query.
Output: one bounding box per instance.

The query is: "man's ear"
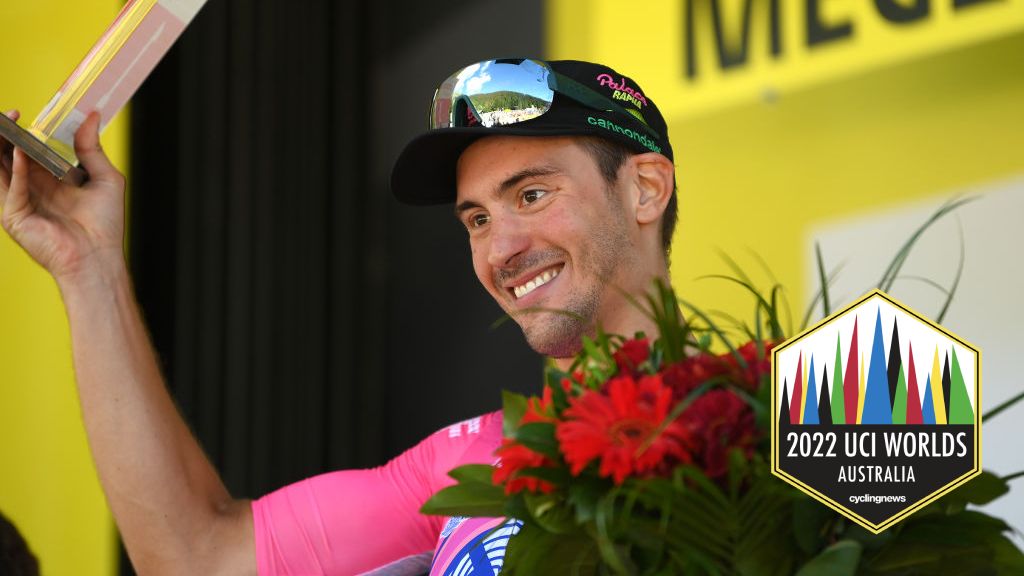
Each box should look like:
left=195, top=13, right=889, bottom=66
left=630, top=153, right=675, bottom=225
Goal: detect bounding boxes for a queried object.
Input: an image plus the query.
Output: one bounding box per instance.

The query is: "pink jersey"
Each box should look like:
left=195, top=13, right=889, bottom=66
left=251, top=411, right=518, bottom=575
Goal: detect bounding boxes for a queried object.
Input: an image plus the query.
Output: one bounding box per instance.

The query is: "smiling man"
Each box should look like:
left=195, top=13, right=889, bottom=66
left=0, top=59, right=676, bottom=574
left=393, top=59, right=677, bottom=369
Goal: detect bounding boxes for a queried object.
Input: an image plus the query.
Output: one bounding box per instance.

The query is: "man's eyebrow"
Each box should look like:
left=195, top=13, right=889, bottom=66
left=454, top=165, right=562, bottom=219
left=454, top=199, right=481, bottom=219
left=497, top=165, right=562, bottom=194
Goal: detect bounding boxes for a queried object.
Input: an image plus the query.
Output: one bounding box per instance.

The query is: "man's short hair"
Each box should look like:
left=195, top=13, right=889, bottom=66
left=577, top=136, right=678, bottom=257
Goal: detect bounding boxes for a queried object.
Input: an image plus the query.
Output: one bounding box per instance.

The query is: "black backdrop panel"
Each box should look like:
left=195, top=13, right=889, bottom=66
left=127, top=0, right=542, bottom=573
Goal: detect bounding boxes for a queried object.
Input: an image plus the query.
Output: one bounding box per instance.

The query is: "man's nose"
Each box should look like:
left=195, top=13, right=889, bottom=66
left=487, top=215, right=530, bottom=269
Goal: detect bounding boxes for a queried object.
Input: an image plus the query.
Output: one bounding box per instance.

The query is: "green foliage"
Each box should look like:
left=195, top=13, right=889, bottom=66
left=420, top=464, right=505, bottom=518
left=502, top=390, right=529, bottom=438
left=796, top=540, right=862, bottom=576
left=419, top=196, right=1024, bottom=574
left=514, top=422, right=559, bottom=459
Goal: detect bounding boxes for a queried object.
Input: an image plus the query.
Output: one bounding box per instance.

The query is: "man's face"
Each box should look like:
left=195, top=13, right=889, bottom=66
left=455, top=135, right=639, bottom=357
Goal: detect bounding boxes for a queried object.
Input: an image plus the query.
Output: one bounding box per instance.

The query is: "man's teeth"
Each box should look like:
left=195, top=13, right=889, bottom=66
left=513, top=267, right=560, bottom=299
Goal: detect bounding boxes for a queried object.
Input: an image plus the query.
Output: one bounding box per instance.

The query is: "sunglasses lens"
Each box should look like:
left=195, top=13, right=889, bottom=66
left=430, top=59, right=554, bottom=129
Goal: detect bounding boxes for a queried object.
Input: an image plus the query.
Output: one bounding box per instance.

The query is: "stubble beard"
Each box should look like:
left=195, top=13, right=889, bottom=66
left=517, top=212, right=633, bottom=358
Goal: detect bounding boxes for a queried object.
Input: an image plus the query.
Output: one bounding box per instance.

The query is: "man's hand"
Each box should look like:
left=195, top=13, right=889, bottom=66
left=1, top=109, right=256, bottom=574
left=0, top=110, right=126, bottom=284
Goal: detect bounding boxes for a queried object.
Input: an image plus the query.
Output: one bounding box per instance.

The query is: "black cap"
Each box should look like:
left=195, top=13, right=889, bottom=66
left=391, top=59, right=673, bottom=205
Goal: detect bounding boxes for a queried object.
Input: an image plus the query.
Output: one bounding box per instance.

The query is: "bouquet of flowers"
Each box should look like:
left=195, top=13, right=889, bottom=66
left=421, top=199, right=1024, bottom=575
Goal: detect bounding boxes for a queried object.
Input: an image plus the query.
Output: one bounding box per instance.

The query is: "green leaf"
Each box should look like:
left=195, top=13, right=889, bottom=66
left=514, top=422, right=560, bottom=460
left=842, top=522, right=895, bottom=551
left=582, top=336, right=607, bottom=366
left=447, top=463, right=498, bottom=484
left=727, top=448, right=749, bottom=501
left=855, top=509, right=1019, bottom=574
left=859, top=511, right=1016, bottom=575
left=1003, top=469, right=1024, bottom=483
left=799, top=268, right=842, bottom=332
left=502, top=522, right=555, bottom=574
left=697, top=332, right=712, bottom=349
left=815, top=242, right=831, bottom=318
left=876, top=195, right=978, bottom=292
left=516, top=465, right=570, bottom=486
left=792, top=495, right=834, bottom=554
left=502, top=523, right=598, bottom=575
left=795, top=540, right=862, bottom=576
left=733, top=473, right=803, bottom=576
left=524, top=491, right=578, bottom=535
left=502, top=390, right=529, bottom=438
left=419, top=465, right=505, bottom=517
left=991, top=532, right=1024, bottom=574
left=769, top=284, right=790, bottom=340
left=985, top=388, right=1024, bottom=421
left=568, top=478, right=607, bottom=524
left=547, top=371, right=572, bottom=411
left=420, top=481, right=506, bottom=517
left=696, top=274, right=784, bottom=343
left=594, top=488, right=638, bottom=575
left=901, top=509, right=1011, bottom=545
left=936, top=219, right=966, bottom=323
left=946, top=470, right=1010, bottom=506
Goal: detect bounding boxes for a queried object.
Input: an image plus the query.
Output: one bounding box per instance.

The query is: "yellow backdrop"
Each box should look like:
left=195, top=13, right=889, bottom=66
left=0, top=2, right=127, bottom=575
left=548, top=0, right=1024, bottom=336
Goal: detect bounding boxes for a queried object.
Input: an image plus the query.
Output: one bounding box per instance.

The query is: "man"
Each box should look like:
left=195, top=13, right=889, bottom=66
left=0, top=59, right=676, bottom=574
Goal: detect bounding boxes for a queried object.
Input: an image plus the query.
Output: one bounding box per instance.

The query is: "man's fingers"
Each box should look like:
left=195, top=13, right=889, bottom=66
left=0, top=151, right=10, bottom=189
left=74, top=111, right=121, bottom=185
left=0, top=156, right=8, bottom=204
left=2, top=149, right=32, bottom=231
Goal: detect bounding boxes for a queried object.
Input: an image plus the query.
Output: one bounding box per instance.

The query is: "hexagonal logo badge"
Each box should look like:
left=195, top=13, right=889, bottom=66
left=771, top=289, right=981, bottom=533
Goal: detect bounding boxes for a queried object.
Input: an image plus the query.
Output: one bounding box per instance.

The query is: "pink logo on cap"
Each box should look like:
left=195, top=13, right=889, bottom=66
left=596, top=73, right=649, bottom=107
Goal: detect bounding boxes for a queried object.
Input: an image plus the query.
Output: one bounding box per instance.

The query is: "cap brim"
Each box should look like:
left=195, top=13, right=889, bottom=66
left=390, top=125, right=623, bottom=205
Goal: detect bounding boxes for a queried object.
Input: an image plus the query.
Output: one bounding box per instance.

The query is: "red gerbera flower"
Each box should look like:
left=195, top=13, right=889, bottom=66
left=493, top=439, right=556, bottom=494
left=680, top=389, right=757, bottom=478
left=492, top=386, right=557, bottom=494
left=556, top=373, right=691, bottom=484
left=523, top=385, right=557, bottom=423
left=662, top=353, right=729, bottom=401
left=722, top=341, right=774, bottom=392
left=612, top=337, right=650, bottom=374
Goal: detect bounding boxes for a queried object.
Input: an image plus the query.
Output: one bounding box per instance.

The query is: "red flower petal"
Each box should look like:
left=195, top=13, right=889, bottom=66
left=613, top=337, right=650, bottom=373
left=556, top=374, right=692, bottom=484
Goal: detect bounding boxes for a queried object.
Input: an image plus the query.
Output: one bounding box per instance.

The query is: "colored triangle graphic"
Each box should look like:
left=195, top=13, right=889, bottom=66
left=922, top=374, right=936, bottom=425
left=858, top=354, right=866, bottom=424
left=805, top=356, right=820, bottom=424
left=800, top=356, right=809, bottom=423
left=831, top=334, right=845, bottom=424
left=863, top=308, right=893, bottom=424
left=906, top=342, right=923, bottom=425
left=948, top=347, right=975, bottom=424
left=887, top=318, right=902, bottom=413
left=780, top=377, right=791, bottom=428
left=844, top=318, right=860, bottom=425
left=819, top=364, right=833, bottom=425
left=942, top=352, right=953, bottom=423
left=790, top=352, right=803, bottom=425
left=892, top=363, right=907, bottom=425
left=930, top=346, right=947, bottom=424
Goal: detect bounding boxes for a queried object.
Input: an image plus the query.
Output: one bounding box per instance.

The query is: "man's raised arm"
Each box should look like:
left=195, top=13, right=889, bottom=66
left=0, top=111, right=255, bottom=575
